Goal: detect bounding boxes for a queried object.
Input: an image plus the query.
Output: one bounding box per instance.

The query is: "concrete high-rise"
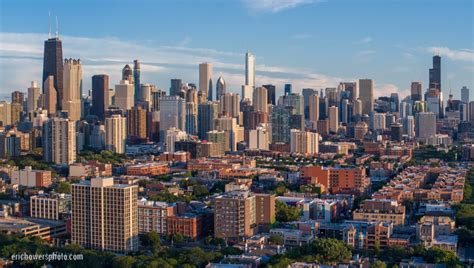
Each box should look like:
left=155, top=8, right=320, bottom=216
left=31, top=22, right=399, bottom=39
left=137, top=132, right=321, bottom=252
left=241, top=85, right=253, bottom=104
left=359, top=79, right=374, bottom=115
left=328, top=106, right=339, bottom=133
left=253, top=87, right=268, bottom=113
left=308, top=93, right=319, bottom=130
left=416, top=112, right=436, bottom=139
left=461, top=86, right=470, bottom=103
left=62, top=59, right=82, bottom=120
left=199, top=63, right=212, bottom=102
left=42, top=36, right=63, bottom=110
left=115, top=80, right=135, bottom=111
left=216, top=76, right=226, bottom=101
left=91, top=75, right=109, bottom=121
left=27, top=81, right=41, bottom=116
left=105, top=114, right=126, bottom=153
left=127, top=106, right=147, bottom=142
left=219, top=93, right=240, bottom=120
left=43, top=75, right=57, bottom=116
left=71, top=177, right=138, bottom=253
left=245, top=52, right=255, bottom=88
left=429, top=55, right=441, bottom=91
left=411, top=82, right=423, bottom=102
left=290, top=129, right=319, bottom=154
left=43, top=117, right=76, bottom=164
left=249, top=124, right=269, bottom=150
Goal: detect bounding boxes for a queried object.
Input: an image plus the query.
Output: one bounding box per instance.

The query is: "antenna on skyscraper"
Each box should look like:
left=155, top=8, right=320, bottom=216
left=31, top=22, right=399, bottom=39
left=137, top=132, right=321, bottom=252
left=48, top=11, right=51, bottom=38
left=55, top=16, right=59, bottom=38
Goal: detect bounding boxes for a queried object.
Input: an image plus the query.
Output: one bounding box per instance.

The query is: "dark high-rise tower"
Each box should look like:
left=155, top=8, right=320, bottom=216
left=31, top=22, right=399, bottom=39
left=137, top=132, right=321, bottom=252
left=133, top=60, right=140, bottom=104
left=170, top=79, right=183, bottom=96
left=429, top=55, right=441, bottom=90
left=263, top=84, right=276, bottom=105
left=91, top=75, right=109, bottom=121
left=42, top=36, right=63, bottom=110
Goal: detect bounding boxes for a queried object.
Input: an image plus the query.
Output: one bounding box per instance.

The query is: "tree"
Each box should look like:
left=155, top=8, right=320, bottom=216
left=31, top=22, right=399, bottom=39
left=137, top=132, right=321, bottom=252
left=268, top=234, right=284, bottom=245
left=141, top=231, right=161, bottom=250
left=55, top=181, right=71, bottom=194
left=423, top=247, right=460, bottom=267
left=192, top=185, right=209, bottom=198
left=309, top=238, right=352, bottom=264
left=276, top=201, right=301, bottom=222
left=111, top=256, right=135, bottom=268
left=370, top=260, right=387, bottom=268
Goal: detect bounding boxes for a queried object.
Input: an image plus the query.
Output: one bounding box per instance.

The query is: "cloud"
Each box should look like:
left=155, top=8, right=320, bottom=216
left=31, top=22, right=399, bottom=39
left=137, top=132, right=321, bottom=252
left=242, top=0, right=317, bottom=13
left=401, top=52, right=415, bottom=60
left=375, top=83, right=409, bottom=99
left=354, top=50, right=376, bottom=62
left=0, top=31, right=410, bottom=100
left=355, top=36, right=372, bottom=44
left=177, top=36, right=192, bottom=47
left=426, top=46, right=474, bottom=62
left=290, top=33, right=312, bottom=39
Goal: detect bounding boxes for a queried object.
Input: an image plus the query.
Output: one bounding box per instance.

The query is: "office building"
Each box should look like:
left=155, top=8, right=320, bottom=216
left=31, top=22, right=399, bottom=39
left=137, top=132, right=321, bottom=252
left=62, top=58, right=82, bottom=120
left=429, top=55, right=441, bottom=90
left=411, top=82, right=423, bottom=102
left=241, top=85, right=253, bottom=104
left=72, top=177, right=138, bottom=253
left=133, top=60, right=140, bottom=103
left=159, top=96, right=186, bottom=139
left=170, top=79, right=182, bottom=97
left=91, top=74, right=109, bottom=121
left=262, top=84, right=276, bottom=105
left=199, top=62, right=212, bottom=101
left=245, top=52, right=255, bottom=88
left=166, top=127, right=188, bottom=153
left=185, top=102, right=198, bottom=135
left=308, top=93, right=319, bottom=130
left=461, top=86, right=470, bottom=103
left=30, top=193, right=70, bottom=220
left=284, top=84, right=292, bottom=95
left=43, top=75, right=57, bottom=116
left=198, top=101, right=219, bottom=140
left=219, top=93, right=241, bottom=120
left=359, top=79, right=374, bottom=115
left=42, top=35, right=63, bottom=110
left=122, top=64, right=134, bottom=83
left=216, top=75, right=226, bottom=101
left=115, top=80, right=134, bottom=111
left=354, top=121, right=368, bottom=141
left=0, top=101, right=12, bottom=126
left=253, top=86, right=268, bottom=113
left=27, top=81, right=41, bottom=116
left=416, top=112, right=436, bottom=139
left=105, top=114, right=126, bottom=153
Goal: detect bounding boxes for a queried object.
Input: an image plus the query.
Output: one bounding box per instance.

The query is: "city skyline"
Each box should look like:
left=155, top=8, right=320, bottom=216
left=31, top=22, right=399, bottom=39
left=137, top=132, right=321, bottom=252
left=0, top=0, right=473, bottom=100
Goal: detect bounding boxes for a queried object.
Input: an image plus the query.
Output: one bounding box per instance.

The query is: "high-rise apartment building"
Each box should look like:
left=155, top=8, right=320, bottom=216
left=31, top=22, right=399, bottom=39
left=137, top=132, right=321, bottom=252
left=253, top=87, right=268, bottom=113
left=219, top=93, right=241, bottom=120
left=416, top=112, right=436, bottom=139
left=290, top=129, right=319, bottom=154
left=71, top=177, right=138, bottom=253
left=127, top=106, right=147, bottom=142
left=249, top=124, right=270, bottom=150
left=42, top=36, right=63, bottom=110
left=199, top=63, right=212, bottom=101
left=411, top=82, right=423, bottom=102
left=27, top=81, right=41, bottom=116
left=309, top=93, right=320, bottom=130
left=105, top=114, right=126, bottom=153
left=198, top=101, right=219, bottom=140
left=91, top=74, right=109, bottom=121
left=359, top=79, right=374, bottom=115
left=62, top=59, right=82, bottom=120
left=262, top=84, right=276, bottom=105
left=328, top=106, right=339, bottom=133
left=43, top=117, right=76, bottom=164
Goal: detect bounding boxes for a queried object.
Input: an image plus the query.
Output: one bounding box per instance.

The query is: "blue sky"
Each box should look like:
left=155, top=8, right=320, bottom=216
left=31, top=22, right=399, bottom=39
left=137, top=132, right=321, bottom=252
left=0, top=0, right=473, bottom=99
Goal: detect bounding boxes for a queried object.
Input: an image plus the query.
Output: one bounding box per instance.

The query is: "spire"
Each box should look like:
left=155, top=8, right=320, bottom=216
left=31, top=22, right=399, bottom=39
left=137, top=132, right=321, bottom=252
left=55, top=16, right=59, bottom=38
left=48, top=11, right=51, bottom=38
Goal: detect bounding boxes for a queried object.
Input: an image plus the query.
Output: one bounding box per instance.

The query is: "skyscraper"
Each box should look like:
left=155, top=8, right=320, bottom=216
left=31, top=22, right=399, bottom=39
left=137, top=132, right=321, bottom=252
left=329, top=106, right=339, bottom=133
left=27, top=81, right=41, bottom=116
left=43, top=117, right=76, bottom=164
left=253, top=87, right=268, bottom=113
left=133, top=60, right=140, bottom=103
left=115, top=80, right=135, bottom=111
left=105, top=114, right=126, bottom=153
left=245, top=52, right=256, bottom=88
left=416, top=112, right=436, bottom=139
left=284, top=84, right=292, bottom=96
left=126, top=106, right=147, bottom=142
left=199, top=63, right=212, bottom=101
left=198, top=101, right=219, bottom=140
left=122, top=64, right=134, bottom=83
left=262, top=84, right=276, bottom=105
left=159, top=96, right=186, bottom=140
left=43, top=75, right=57, bottom=116
left=219, top=93, right=241, bottom=120
left=461, top=86, right=470, bottom=103
left=411, top=82, right=423, bottom=102
left=170, top=79, right=183, bottom=96
left=308, top=93, right=319, bottom=130
left=429, top=55, right=441, bottom=91
left=216, top=75, right=226, bottom=101
left=290, top=129, right=319, bottom=154
left=359, top=79, right=374, bottom=115
left=62, top=58, right=82, bottom=120
left=42, top=35, right=63, bottom=110
left=91, top=74, right=109, bottom=121
left=71, top=177, right=138, bottom=253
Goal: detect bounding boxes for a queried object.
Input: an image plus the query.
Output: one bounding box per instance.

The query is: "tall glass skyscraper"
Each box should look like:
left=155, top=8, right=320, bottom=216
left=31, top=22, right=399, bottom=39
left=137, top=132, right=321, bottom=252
left=42, top=37, right=63, bottom=110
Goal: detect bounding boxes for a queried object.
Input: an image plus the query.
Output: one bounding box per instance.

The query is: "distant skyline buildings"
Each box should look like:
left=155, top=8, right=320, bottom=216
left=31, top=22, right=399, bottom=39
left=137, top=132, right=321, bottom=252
left=245, top=52, right=255, bottom=88
left=42, top=36, right=63, bottom=111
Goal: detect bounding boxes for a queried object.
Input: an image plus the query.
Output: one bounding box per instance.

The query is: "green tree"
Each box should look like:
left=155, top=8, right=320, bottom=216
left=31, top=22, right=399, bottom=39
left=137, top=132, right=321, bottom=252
left=423, top=247, right=460, bottom=267
left=309, top=238, right=352, bottom=264
left=55, top=181, right=71, bottom=194
left=268, top=234, right=284, bottom=245
left=370, top=260, right=387, bottom=268
left=141, top=231, right=161, bottom=249
left=276, top=200, right=301, bottom=222
left=111, top=256, right=135, bottom=268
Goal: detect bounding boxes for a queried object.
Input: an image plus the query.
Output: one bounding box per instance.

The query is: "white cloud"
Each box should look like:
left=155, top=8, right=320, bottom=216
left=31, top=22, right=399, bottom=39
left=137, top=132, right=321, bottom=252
left=427, top=46, right=474, bottom=62
left=242, top=0, right=317, bottom=13
left=177, top=36, right=192, bottom=47
left=355, top=36, right=373, bottom=44
left=402, top=52, right=415, bottom=60
left=375, top=83, right=409, bottom=99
